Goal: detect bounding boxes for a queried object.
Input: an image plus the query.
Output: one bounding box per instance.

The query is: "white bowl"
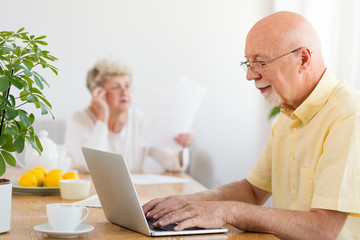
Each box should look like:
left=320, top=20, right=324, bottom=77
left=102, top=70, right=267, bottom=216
left=60, top=179, right=91, bottom=200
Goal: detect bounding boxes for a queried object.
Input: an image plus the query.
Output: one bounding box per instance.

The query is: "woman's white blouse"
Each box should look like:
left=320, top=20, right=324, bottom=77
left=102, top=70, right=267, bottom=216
left=64, top=108, right=189, bottom=172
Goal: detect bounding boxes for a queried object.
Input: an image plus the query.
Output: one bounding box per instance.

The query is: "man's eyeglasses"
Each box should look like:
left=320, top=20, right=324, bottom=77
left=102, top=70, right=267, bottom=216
left=240, top=47, right=301, bottom=73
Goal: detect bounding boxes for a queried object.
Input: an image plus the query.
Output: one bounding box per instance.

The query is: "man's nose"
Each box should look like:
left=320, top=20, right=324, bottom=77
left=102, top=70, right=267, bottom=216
left=246, top=67, right=261, bottom=81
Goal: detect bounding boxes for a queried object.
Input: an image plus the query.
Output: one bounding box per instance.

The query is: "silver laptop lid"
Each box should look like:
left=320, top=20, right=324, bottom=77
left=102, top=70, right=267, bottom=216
left=82, top=147, right=151, bottom=236
left=82, top=147, right=228, bottom=237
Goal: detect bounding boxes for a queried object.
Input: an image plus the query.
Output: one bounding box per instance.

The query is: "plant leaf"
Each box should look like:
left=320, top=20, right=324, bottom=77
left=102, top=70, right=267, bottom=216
left=42, top=53, right=58, bottom=61
left=1, top=151, right=16, bottom=167
left=12, top=64, right=25, bottom=70
left=35, top=135, right=43, bottom=152
left=26, top=94, right=37, bottom=103
left=30, top=87, right=42, bottom=95
left=36, top=94, right=52, bottom=108
left=18, top=110, right=31, bottom=127
left=5, top=108, right=17, bottom=120
left=0, top=95, right=12, bottom=106
left=4, top=126, right=17, bottom=135
left=40, top=62, right=47, bottom=68
left=0, top=133, right=11, bottom=146
left=24, top=69, right=32, bottom=76
left=0, top=155, right=5, bottom=176
left=23, top=59, right=34, bottom=69
left=32, top=71, right=49, bottom=87
left=1, top=138, right=15, bottom=152
left=1, top=46, right=13, bottom=53
left=0, top=135, right=11, bottom=145
left=28, top=126, right=34, bottom=135
left=26, top=136, right=40, bottom=154
left=20, top=33, right=30, bottom=41
left=0, top=77, right=10, bottom=91
left=9, top=76, right=24, bottom=89
left=29, top=113, right=35, bottom=124
left=35, top=40, right=48, bottom=46
left=14, top=136, right=25, bottom=153
left=20, top=90, right=29, bottom=101
left=49, top=64, right=58, bottom=75
left=34, top=100, right=40, bottom=108
left=9, top=95, right=16, bottom=107
left=20, top=74, right=33, bottom=83
left=16, top=27, right=25, bottom=33
left=34, top=35, right=46, bottom=40
left=39, top=102, right=48, bottom=115
left=15, top=120, right=26, bottom=132
left=268, top=107, right=280, bottom=120
left=14, top=47, right=21, bottom=57
left=34, top=75, right=44, bottom=89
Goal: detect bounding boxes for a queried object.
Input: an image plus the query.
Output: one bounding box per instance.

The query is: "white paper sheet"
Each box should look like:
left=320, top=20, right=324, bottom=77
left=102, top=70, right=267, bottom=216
left=75, top=194, right=150, bottom=208
left=131, top=174, right=188, bottom=185
left=139, top=76, right=207, bottom=151
left=75, top=194, right=102, bottom=208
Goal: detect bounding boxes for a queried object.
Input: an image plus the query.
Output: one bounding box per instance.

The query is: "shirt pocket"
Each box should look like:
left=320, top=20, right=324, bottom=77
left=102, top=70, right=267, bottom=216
left=298, top=166, right=315, bottom=211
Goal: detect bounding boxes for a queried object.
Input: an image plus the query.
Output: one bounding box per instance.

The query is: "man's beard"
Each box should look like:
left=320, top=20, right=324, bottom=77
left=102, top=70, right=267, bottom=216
left=262, top=86, right=284, bottom=107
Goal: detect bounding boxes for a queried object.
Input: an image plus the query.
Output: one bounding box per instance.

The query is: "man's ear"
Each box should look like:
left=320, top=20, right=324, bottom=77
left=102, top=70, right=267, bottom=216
left=299, top=48, right=312, bottom=72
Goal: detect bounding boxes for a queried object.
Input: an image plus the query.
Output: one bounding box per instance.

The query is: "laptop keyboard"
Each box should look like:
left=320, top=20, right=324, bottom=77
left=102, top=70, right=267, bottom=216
left=147, top=218, right=204, bottom=232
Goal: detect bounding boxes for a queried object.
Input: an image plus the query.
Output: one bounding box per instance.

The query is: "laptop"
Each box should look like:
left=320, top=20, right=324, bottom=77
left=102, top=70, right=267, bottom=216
left=81, top=147, right=228, bottom=236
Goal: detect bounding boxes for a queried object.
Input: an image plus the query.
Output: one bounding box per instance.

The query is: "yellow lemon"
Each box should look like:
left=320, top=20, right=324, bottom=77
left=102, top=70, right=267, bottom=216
left=47, top=169, right=64, bottom=176
left=33, top=166, right=49, bottom=176
left=18, top=173, right=38, bottom=187
left=26, top=169, right=45, bottom=186
left=44, top=173, right=63, bottom=187
left=62, top=171, right=80, bottom=180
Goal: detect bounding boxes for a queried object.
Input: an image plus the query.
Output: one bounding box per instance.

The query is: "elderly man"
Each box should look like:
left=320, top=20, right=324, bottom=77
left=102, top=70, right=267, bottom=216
left=143, top=11, right=360, bottom=239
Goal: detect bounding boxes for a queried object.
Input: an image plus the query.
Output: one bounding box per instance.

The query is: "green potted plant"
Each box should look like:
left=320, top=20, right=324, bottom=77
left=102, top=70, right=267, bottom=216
left=0, top=27, right=57, bottom=233
left=269, top=106, right=280, bottom=120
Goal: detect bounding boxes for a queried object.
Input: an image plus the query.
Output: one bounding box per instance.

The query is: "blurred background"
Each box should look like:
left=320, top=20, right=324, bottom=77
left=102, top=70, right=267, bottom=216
left=1, top=0, right=359, bottom=188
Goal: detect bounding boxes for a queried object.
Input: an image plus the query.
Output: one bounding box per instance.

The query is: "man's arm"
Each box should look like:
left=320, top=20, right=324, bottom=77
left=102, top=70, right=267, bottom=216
left=208, top=178, right=271, bottom=204
left=143, top=178, right=270, bottom=218
left=143, top=179, right=347, bottom=240
left=225, top=202, right=347, bottom=240
left=176, top=178, right=271, bottom=203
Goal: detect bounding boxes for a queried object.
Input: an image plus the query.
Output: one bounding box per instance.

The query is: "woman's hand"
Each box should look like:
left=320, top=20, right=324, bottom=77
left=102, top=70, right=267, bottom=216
left=175, top=132, right=194, bottom=148
left=89, top=87, right=109, bottom=123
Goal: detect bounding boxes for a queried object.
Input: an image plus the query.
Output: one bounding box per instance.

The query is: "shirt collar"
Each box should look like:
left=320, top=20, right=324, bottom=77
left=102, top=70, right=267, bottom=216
left=281, top=70, right=338, bottom=124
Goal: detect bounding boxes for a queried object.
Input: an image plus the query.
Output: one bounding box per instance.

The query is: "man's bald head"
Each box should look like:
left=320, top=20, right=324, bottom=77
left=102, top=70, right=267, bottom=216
left=244, top=11, right=327, bottom=110
left=246, top=11, right=324, bottom=66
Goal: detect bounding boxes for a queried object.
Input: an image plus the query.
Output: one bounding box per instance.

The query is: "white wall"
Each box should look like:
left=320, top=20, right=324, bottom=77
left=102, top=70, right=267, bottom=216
left=1, top=0, right=274, bottom=187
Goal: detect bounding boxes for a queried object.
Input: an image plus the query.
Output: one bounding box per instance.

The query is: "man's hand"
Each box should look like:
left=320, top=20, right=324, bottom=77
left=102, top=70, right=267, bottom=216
left=143, top=195, right=227, bottom=230
left=174, top=133, right=194, bottom=148
left=89, top=87, right=109, bottom=123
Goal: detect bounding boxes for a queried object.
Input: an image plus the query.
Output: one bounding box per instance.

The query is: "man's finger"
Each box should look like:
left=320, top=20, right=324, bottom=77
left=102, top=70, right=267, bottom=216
left=146, top=199, right=183, bottom=219
left=154, top=209, right=194, bottom=228
left=174, top=218, right=198, bottom=231
left=142, top=198, right=163, bottom=215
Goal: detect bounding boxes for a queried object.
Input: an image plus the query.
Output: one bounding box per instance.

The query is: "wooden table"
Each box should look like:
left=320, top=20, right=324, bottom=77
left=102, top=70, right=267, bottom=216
left=2, top=168, right=279, bottom=240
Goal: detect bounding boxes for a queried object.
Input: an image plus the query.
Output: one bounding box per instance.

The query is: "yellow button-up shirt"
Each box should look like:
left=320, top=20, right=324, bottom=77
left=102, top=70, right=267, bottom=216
left=247, top=70, right=360, bottom=239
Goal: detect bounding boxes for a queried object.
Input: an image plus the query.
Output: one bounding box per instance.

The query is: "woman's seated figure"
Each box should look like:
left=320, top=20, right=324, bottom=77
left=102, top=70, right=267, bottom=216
left=65, top=58, right=194, bottom=172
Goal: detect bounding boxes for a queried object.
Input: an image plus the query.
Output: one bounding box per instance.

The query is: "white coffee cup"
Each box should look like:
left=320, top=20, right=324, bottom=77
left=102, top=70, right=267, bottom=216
left=46, top=203, right=89, bottom=231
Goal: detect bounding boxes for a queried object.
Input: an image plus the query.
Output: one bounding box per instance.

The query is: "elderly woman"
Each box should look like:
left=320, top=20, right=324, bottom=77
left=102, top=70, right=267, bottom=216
left=65, top=59, right=194, bottom=172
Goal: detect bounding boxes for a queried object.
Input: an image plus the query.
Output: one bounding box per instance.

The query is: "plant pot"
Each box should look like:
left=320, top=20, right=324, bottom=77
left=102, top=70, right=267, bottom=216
left=0, top=179, right=12, bottom=233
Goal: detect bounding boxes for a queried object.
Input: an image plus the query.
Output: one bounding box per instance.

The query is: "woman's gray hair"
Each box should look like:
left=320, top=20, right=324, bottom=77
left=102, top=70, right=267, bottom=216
left=86, top=58, right=133, bottom=92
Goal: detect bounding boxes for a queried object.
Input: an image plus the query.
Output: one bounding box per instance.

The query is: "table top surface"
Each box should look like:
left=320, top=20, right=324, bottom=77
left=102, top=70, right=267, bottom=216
left=2, top=167, right=279, bottom=240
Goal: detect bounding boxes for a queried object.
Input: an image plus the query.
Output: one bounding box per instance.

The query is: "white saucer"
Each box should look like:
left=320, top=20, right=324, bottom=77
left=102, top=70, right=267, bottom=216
left=34, top=223, right=94, bottom=238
